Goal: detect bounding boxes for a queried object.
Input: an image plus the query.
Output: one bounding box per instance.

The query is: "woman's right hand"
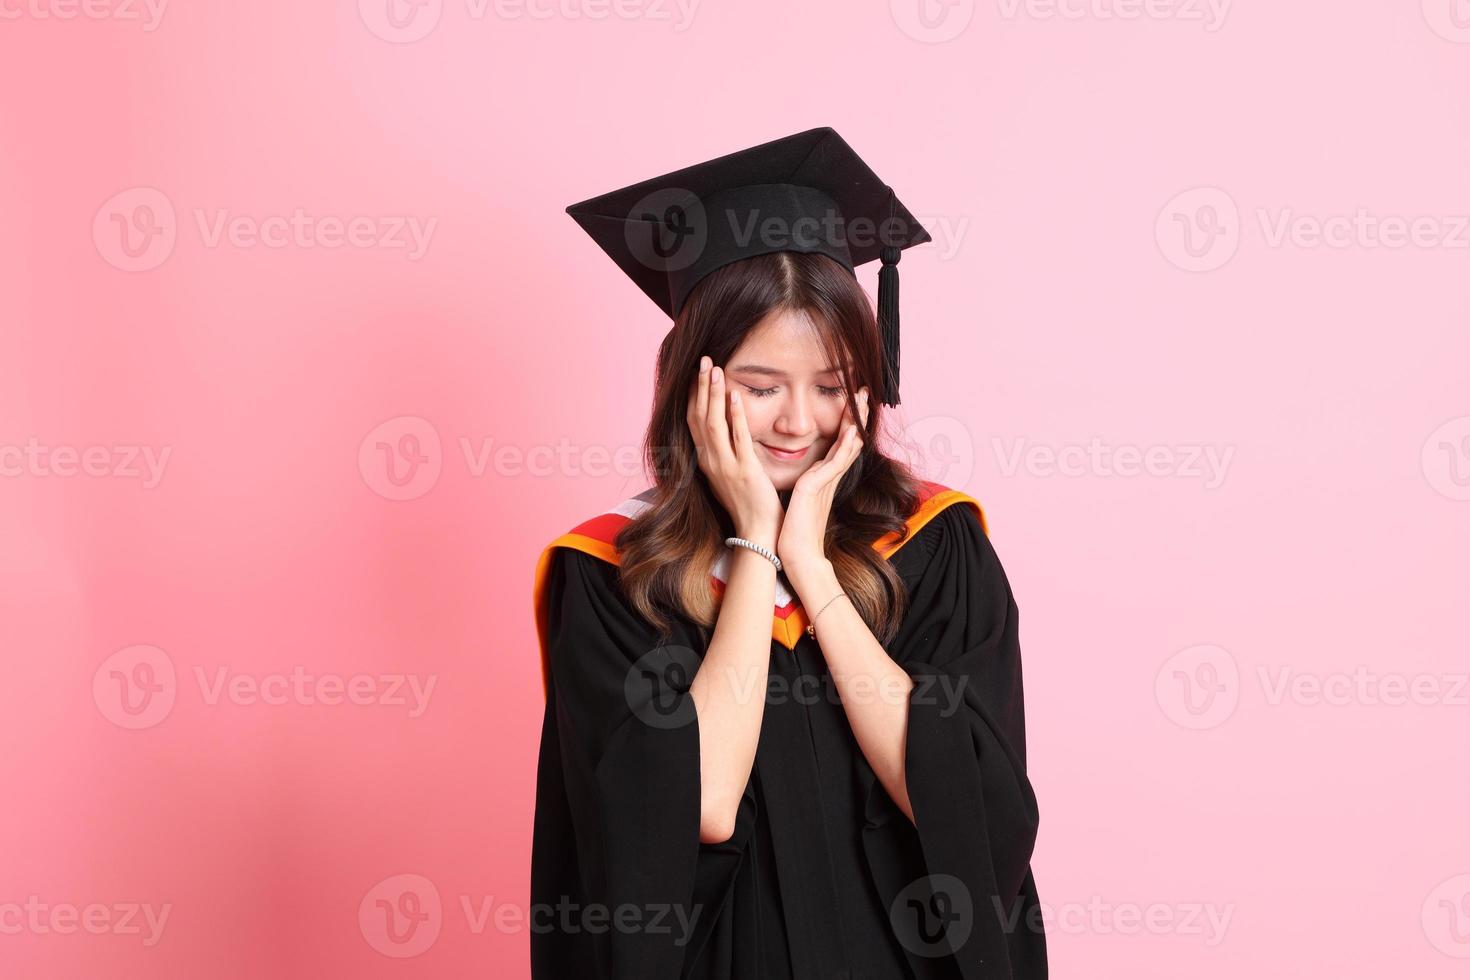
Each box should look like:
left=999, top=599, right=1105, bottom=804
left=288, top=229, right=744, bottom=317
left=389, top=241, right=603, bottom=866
left=687, top=355, right=784, bottom=547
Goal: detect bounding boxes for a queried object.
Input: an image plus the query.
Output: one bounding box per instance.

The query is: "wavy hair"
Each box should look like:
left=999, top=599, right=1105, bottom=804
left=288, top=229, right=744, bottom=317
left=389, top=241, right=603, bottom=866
left=614, top=250, right=921, bottom=645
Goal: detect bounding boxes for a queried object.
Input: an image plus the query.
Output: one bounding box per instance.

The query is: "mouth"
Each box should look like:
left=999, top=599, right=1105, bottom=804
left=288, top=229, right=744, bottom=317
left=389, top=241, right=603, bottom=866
left=760, top=442, right=811, bottom=462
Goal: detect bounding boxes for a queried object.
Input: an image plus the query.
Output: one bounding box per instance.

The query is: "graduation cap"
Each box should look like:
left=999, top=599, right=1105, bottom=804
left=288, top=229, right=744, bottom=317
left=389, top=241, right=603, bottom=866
left=565, top=127, right=931, bottom=406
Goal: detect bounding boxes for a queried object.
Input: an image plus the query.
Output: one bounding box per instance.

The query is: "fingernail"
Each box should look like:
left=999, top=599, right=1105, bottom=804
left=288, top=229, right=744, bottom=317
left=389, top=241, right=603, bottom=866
left=730, top=391, right=740, bottom=405
left=700, top=356, right=710, bottom=373
left=712, top=366, right=722, bottom=382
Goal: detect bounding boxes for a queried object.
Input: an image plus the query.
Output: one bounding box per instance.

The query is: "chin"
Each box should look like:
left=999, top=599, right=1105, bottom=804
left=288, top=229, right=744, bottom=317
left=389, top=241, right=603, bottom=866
left=762, top=464, right=805, bottom=489
left=766, top=471, right=797, bottom=492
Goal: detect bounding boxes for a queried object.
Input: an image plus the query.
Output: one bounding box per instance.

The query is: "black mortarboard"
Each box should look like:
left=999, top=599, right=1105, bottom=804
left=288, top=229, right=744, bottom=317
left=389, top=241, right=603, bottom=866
left=565, top=127, right=930, bottom=406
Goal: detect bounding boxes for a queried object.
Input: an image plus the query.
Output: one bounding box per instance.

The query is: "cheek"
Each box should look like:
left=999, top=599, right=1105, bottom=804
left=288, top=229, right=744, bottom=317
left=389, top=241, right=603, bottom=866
left=818, top=402, right=847, bottom=434
left=742, top=401, right=773, bottom=433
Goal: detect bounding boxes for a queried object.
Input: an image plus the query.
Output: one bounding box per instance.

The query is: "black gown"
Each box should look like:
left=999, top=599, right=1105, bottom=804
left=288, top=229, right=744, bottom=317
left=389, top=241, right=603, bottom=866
left=529, top=490, right=1047, bottom=979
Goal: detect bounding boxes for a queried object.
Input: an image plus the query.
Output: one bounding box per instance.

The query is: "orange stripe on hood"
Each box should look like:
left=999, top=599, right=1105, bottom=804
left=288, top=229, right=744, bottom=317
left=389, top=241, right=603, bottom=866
left=530, top=480, right=988, bottom=699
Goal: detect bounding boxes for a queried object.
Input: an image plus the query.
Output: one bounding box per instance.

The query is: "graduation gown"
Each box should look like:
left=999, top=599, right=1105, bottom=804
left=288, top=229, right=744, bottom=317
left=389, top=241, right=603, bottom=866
left=529, top=480, right=1047, bottom=979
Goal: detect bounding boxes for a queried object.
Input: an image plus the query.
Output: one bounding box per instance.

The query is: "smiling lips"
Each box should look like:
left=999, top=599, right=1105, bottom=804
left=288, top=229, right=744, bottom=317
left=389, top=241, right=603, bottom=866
left=761, top=443, right=810, bottom=461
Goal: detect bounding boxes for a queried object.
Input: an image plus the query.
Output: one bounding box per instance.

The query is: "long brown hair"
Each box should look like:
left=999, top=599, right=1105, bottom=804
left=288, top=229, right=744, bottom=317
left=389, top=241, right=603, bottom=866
left=615, top=250, right=922, bottom=645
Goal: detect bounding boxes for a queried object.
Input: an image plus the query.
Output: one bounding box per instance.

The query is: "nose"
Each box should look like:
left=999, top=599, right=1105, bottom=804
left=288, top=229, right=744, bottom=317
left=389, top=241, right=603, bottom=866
left=771, top=387, right=816, bottom=439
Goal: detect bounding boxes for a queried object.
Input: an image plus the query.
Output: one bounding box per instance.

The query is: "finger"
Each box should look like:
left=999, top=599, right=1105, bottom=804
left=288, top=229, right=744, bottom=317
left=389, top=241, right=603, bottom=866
left=833, top=424, right=862, bottom=474
left=728, top=387, right=756, bottom=459
left=688, top=356, right=710, bottom=451
left=857, top=387, right=870, bottom=430
left=843, top=422, right=864, bottom=466
left=794, top=427, right=852, bottom=493
left=705, top=365, right=733, bottom=461
left=802, top=423, right=852, bottom=482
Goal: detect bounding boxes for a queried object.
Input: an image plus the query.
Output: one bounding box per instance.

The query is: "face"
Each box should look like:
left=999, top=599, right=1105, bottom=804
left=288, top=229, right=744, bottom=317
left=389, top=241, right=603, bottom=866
left=723, top=308, right=856, bottom=492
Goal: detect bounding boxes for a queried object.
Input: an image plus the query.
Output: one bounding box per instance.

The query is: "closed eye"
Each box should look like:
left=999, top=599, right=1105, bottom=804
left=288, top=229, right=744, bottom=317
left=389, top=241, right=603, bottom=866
left=743, top=385, right=847, bottom=399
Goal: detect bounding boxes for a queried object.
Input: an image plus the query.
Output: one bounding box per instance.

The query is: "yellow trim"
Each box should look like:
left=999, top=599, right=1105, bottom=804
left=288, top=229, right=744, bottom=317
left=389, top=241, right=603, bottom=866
left=873, top=488, right=988, bottom=559
left=532, top=490, right=989, bottom=696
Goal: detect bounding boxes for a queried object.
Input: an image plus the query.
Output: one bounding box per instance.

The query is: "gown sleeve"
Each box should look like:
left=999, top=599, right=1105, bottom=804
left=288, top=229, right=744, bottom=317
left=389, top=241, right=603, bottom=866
left=530, top=547, right=755, bottom=980
left=859, top=502, right=1048, bottom=979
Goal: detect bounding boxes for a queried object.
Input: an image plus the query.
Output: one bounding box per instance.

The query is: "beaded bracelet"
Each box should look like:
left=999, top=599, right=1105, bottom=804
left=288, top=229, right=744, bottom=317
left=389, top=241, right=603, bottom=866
left=725, top=536, right=782, bottom=571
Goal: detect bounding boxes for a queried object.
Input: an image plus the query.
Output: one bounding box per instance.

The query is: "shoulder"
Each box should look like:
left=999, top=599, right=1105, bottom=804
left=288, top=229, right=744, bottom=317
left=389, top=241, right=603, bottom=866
left=883, top=480, right=988, bottom=556
left=533, top=488, right=659, bottom=629
left=886, top=485, right=1000, bottom=587
left=540, top=536, right=659, bottom=657
left=543, top=486, right=659, bottom=566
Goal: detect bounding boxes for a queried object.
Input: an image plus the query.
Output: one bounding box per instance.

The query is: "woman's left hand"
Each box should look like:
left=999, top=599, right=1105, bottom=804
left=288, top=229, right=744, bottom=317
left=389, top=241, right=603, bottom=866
left=776, top=387, right=869, bottom=581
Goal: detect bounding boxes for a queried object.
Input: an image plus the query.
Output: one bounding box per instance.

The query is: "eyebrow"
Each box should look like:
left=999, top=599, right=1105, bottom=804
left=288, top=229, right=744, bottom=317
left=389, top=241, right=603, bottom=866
left=728, top=363, right=841, bottom=379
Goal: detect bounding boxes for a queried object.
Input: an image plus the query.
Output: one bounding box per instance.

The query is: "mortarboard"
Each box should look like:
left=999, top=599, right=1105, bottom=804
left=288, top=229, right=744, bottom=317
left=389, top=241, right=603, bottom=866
left=565, top=127, right=931, bottom=406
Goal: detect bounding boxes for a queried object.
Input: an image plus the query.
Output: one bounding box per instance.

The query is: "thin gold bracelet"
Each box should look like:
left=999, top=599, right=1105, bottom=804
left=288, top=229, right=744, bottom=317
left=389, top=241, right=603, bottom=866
left=805, top=592, right=850, bottom=640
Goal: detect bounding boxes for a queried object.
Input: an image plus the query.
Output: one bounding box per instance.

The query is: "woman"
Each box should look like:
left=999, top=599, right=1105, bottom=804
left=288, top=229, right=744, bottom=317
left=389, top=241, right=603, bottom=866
left=531, top=129, right=1046, bottom=979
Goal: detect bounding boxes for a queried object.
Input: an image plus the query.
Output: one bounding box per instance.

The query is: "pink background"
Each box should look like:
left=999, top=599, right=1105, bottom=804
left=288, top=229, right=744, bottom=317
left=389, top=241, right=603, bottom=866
left=3, top=1, right=1469, bottom=976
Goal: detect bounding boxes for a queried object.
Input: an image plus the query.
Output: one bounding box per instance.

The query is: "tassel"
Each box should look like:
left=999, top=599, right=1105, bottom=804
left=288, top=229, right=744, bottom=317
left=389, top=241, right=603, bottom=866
left=877, top=245, right=901, bottom=407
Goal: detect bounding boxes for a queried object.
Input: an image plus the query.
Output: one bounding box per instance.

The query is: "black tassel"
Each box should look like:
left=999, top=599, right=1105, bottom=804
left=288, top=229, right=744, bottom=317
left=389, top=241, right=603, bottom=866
left=877, top=245, right=901, bottom=407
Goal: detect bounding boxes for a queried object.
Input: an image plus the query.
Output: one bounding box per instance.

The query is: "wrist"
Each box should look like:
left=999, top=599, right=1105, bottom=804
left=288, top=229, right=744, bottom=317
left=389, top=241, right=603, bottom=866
left=785, top=556, right=837, bottom=593
left=734, top=522, right=780, bottom=551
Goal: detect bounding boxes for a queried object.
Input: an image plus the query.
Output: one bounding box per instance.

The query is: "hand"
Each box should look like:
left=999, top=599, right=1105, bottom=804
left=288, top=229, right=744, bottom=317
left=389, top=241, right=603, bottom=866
left=776, top=387, right=869, bottom=579
left=687, top=355, right=784, bottom=547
